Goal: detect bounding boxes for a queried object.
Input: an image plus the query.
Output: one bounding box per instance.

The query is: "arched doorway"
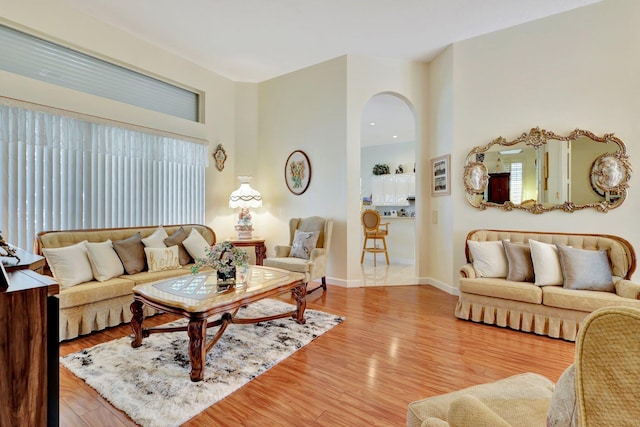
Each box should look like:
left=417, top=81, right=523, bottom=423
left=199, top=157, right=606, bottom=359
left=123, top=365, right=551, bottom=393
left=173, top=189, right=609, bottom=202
left=359, top=92, right=418, bottom=285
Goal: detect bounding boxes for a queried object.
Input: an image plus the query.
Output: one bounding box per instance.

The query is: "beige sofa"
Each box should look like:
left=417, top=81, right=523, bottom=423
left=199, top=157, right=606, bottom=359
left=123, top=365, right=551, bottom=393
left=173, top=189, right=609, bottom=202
left=35, top=224, right=216, bottom=341
left=455, top=229, right=640, bottom=341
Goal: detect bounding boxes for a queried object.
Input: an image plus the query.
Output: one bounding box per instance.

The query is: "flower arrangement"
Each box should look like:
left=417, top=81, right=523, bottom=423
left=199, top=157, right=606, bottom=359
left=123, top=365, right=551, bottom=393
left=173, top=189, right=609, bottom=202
left=191, top=241, right=249, bottom=276
left=289, top=160, right=306, bottom=188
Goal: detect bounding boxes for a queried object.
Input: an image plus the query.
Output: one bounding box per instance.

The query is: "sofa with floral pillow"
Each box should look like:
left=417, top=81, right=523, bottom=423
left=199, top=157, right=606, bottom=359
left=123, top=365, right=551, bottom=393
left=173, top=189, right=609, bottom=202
left=455, top=229, right=640, bottom=341
left=35, top=224, right=216, bottom=341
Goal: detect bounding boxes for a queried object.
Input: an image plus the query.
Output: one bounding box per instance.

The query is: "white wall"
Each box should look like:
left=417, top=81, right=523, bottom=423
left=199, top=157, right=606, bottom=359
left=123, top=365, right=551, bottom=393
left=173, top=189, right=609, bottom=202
left=0, top=0, right=239, bottom=237
left=427, top=46, right=455, bottom=291
left=435, top=0, right=640, bottom=288
left=257, top=56, right=348, bottom=279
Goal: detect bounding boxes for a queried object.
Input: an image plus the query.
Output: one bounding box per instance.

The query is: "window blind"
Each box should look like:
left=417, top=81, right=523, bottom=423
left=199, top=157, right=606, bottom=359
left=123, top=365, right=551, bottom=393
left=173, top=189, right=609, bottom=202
left=0, top=102, right=206, bottom=249
left=0, top=24, right=199, bottom=121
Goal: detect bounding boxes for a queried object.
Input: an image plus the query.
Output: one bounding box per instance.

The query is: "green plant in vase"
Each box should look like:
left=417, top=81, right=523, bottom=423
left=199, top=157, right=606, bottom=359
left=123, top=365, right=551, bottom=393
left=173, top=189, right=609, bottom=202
left=191, top=241, right=249, bottom=288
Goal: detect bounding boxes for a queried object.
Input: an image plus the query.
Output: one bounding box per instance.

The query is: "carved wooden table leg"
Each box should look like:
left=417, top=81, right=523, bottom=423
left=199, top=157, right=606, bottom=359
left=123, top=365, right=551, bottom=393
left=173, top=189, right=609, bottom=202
left=255, top=243, right=267, bottom=266
left=188, top=319, right=207, bottom=382
left=292, top=284, right=307, bottom=324
left=130, top=300, right=144, bottom=348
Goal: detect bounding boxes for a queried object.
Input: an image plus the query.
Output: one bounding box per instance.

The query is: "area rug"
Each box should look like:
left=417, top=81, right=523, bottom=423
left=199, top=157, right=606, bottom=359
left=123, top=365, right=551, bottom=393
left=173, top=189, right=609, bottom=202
left=61, top=299, right=344, bottom=427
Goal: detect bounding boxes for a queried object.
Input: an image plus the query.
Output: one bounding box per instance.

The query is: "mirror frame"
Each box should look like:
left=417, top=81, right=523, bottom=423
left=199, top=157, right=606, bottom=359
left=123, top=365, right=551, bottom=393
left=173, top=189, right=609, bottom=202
left=464, top=127, right=631, bottom=214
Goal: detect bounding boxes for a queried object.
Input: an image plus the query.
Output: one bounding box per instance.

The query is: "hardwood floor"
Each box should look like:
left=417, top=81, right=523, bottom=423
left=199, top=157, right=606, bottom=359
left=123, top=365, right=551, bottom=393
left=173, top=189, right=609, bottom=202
left=59, top=284, right=575, bottom=426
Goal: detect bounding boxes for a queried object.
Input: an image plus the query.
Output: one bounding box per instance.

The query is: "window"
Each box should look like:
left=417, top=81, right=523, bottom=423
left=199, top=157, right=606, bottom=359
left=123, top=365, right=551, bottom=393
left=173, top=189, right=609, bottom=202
left=0, top=101, right=206, bottom=249
left=507, top=161, right=524, bottom=204
left=0, top=24, right=199, bottom=121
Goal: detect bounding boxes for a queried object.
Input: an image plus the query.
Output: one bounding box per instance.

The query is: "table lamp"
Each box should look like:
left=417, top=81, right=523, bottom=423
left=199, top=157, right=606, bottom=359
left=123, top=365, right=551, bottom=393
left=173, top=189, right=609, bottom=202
left=228, top=176, right=262, bottom=239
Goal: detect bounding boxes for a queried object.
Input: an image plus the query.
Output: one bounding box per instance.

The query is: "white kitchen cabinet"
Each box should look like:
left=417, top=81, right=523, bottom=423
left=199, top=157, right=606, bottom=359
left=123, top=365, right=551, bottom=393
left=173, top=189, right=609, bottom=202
left=371, top=173, right=415, bottom=206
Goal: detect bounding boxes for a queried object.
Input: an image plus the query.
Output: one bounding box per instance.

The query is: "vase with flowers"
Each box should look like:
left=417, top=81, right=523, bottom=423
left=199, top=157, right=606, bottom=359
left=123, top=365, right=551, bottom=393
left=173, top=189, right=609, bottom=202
left=191, top=241, right=249, bottom=288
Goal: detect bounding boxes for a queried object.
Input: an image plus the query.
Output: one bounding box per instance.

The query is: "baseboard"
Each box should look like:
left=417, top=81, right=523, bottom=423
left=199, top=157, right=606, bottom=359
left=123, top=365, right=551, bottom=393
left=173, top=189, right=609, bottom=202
left=419, top=277, right=459, bottom=295
left=322, top=276, right=458, bottom=294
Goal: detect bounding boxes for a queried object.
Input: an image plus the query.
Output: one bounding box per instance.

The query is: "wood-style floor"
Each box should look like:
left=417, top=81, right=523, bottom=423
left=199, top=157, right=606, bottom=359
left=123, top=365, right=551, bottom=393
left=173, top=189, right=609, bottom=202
left=59, top=284, right=575, bottom=426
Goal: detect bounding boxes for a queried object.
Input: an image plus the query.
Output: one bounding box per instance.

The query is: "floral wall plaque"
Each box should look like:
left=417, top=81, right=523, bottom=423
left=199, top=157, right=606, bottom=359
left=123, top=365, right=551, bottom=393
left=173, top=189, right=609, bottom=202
left=285, top=150, right=311, bottom=195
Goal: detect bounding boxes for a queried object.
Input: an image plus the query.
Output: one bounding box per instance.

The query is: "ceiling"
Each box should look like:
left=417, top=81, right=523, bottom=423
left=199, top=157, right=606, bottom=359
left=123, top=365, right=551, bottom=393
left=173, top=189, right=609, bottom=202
left=61, top=0, right=601, bottom=83
left=58, top=0, right=601, bottom=147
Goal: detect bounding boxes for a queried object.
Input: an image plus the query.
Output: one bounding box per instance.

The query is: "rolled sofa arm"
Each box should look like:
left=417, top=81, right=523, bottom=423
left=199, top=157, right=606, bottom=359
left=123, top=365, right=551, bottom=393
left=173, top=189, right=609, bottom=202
left=615, top=279, right=640, bottom=300
left=460, top=263, right=476, bottom=279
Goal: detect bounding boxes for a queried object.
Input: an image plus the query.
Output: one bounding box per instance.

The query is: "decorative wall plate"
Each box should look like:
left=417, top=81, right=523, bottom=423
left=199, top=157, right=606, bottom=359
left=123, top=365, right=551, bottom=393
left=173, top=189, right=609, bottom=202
left=285, top=150, right=311, bottom=195
left=213, top=144, right=227, bottom=171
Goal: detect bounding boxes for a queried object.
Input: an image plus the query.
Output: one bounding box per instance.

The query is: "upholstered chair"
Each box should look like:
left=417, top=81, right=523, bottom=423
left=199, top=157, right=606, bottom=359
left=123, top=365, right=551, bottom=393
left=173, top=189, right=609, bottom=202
left=263, top=216, right=333, bottom=294
left=406, top=306, right=640, bottom=427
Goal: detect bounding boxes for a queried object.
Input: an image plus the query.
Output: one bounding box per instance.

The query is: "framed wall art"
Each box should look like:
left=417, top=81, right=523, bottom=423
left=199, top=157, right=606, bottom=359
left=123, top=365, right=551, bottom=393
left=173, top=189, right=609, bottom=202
left=431, top=154, right=451, bottom=196
left=213, top=144, right=227, bottom=172
left=285, top=150, right=311, bottom=195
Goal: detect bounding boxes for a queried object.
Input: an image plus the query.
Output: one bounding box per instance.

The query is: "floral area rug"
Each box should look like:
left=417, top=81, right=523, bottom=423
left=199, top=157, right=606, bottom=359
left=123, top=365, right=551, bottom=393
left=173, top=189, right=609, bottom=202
left=60, top=299, right=344, bottom=427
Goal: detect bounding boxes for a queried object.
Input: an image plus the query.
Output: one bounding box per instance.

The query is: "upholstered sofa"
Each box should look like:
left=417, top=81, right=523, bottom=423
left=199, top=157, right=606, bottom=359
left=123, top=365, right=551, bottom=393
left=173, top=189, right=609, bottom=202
left=35, top=224, right=216, bottom=341
left=455, top=229, right=640, bottom=341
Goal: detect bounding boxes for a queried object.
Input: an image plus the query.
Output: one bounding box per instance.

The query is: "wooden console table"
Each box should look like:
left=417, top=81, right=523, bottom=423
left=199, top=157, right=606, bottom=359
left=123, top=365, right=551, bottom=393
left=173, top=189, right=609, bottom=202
left=226, top=237, right=266, bottom=265
left=1, top=246, right=46, bottom=274
left=0, top=268, right=59, bottom=427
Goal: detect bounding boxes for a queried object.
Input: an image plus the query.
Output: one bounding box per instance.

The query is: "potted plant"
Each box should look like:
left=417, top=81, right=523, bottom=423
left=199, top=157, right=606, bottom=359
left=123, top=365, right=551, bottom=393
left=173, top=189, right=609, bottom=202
left=191, top=241, right=249, bottom=287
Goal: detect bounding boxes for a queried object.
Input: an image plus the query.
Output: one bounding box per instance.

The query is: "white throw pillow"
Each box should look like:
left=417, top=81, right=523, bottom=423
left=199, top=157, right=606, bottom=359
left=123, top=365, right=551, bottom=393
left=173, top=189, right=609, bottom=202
left=182, top=228, right=210, bottom=260
left=144, top=246, right=181, bottom=272
left=85, top=240, right=125, bottom=282
left=467, top=240, right=508, bottom=278
left=529, top=239, right=564, bottom=286
left=141, top=226, right=168, bottom=248
left=42, top=241, right=94, bottom=288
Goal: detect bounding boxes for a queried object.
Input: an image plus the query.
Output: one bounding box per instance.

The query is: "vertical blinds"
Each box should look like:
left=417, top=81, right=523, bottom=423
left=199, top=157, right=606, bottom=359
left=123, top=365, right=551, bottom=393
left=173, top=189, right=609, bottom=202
left=0, top=24, right=199, bottom=122
left=0, top=102, right=206, bottom=249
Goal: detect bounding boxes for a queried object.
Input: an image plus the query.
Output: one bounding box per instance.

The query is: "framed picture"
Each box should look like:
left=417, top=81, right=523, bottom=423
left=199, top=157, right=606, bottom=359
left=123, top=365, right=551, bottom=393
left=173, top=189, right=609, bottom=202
left=285, top=150, right=311, bottom=195
left=213, top=144, right=227, bottom=172
left=431, top=154, right=451, bottom=196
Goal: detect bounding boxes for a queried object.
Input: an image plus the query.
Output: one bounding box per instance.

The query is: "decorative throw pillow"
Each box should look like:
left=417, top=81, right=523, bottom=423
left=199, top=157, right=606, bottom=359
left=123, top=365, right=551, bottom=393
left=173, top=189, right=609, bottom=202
left=529, top=240, right=564, bottom=286
left=144, top=246, right=181, bottom=272
left=141, top=226, right=168, bottom=248
left=163, top=226, right=192, bottom=266
left=557, top=245, right=614, bottom=292
left=289, top=230, right=320, bottom=260
left=42, top=241, right=94, bottom=288
left=467, top=240, right=508, bottom=278
left=547, top=364, right=579, bottom=427
left=85, top=240, right=125, bottom=281
left=502, top=240, right=534, bottom=282
left=113, top=232, right=147, bottom=275
left=182, top=228, right=210, bottom=261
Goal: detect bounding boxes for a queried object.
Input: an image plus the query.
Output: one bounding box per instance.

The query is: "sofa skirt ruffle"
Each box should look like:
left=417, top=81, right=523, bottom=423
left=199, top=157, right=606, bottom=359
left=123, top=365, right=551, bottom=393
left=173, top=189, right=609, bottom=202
left=59, top=295, right=158, bottom=341
left=455, top=293, right=588, bottom=341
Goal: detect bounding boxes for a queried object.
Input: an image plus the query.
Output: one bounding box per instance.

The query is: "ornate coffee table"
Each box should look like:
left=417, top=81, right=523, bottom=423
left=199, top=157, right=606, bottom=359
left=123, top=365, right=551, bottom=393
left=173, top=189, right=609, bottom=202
left=130, top=266, right=306, bottom=382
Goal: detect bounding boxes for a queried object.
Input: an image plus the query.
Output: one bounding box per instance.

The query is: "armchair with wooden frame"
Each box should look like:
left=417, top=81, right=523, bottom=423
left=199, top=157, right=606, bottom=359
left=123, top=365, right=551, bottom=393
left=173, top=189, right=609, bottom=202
left=263, top=216, right=333, bottom=294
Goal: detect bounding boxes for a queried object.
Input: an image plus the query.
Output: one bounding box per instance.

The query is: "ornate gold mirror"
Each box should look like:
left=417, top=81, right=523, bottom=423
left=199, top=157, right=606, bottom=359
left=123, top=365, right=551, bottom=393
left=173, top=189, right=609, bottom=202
left=464, top=128, right=631, bottom=214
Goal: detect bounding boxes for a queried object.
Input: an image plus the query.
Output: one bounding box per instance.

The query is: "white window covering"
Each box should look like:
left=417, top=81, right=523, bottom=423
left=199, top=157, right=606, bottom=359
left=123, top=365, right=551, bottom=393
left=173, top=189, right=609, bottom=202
left=507, top=161, right=523, bottom=205
left=0, top=24, right=199, bottom=121
left=0, top=101, right=206, bottom=249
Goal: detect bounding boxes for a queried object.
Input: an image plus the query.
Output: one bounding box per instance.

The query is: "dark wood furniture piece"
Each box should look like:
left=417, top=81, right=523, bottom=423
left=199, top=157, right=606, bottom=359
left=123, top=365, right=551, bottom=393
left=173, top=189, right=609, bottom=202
left=130, top=266, right=305, bottom=382
left=226, top=237, right=266, bottom=265
left=487, top=172, right=511, bottom=204
left=0, top=267, right=59, bottom=427
left=1, top=246, right=46, bottom=273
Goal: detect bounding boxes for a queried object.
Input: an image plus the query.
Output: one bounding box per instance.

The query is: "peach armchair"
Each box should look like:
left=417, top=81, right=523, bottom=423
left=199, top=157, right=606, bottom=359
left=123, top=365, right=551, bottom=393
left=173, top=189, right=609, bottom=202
left=263, top=216, right=333, bottom=294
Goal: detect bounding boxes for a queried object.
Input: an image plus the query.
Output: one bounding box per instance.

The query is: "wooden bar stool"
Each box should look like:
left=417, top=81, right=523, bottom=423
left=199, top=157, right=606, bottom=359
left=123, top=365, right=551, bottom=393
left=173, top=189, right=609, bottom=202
left=360, top=210, right=390, bottom=266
